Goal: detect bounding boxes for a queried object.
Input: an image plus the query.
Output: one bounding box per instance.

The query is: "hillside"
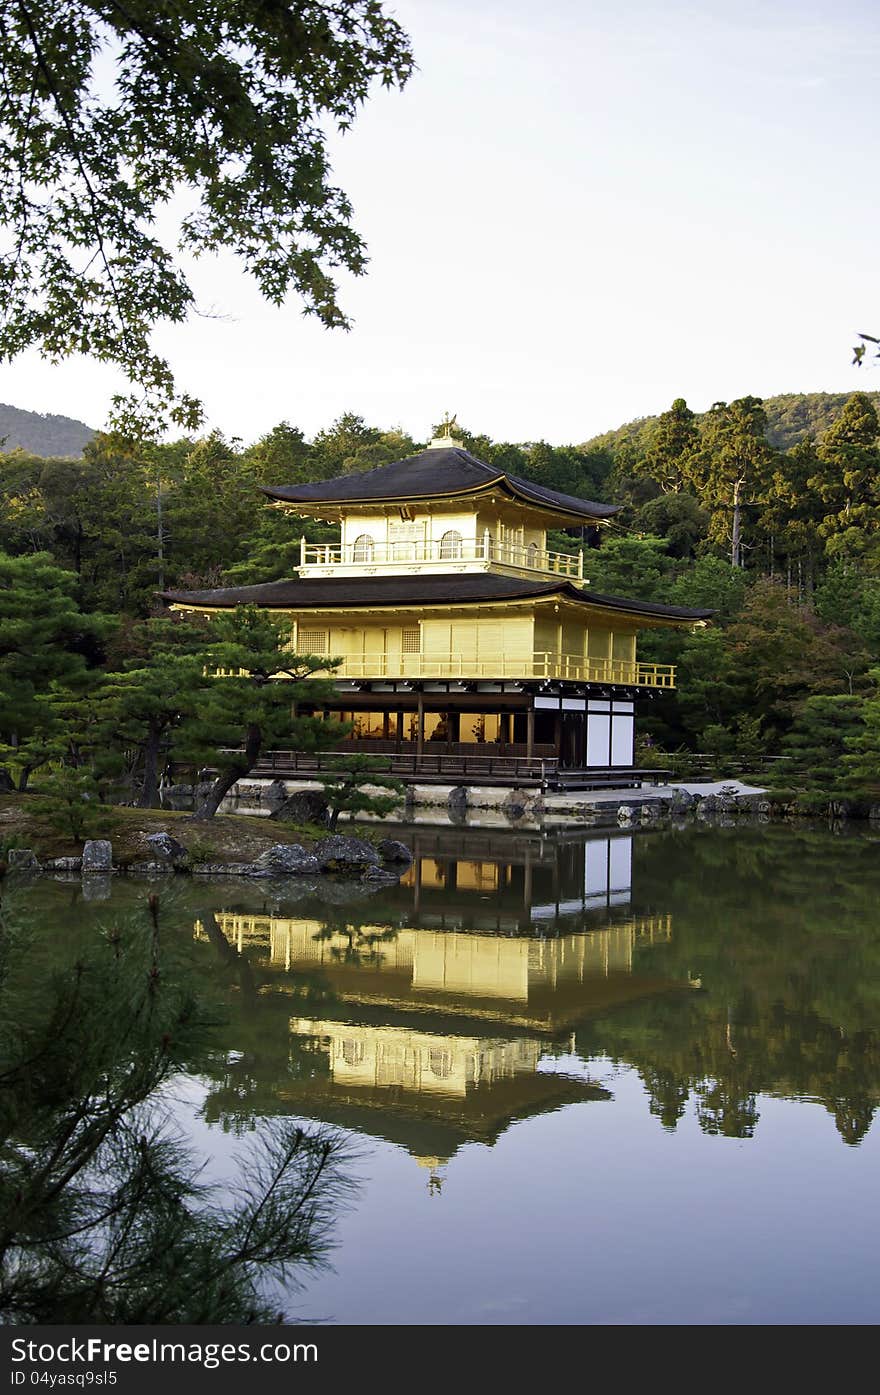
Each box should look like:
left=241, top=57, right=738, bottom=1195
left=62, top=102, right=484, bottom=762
left=0, top=402, right=95, bottom=457
left=581, top=391, right=880, bottom=455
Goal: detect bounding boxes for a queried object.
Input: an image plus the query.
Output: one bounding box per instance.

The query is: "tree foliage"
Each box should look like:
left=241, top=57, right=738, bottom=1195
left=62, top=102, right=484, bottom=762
left=0, top=0, right=414, bottom=428
left=0, top=890, right=353, bottom=1322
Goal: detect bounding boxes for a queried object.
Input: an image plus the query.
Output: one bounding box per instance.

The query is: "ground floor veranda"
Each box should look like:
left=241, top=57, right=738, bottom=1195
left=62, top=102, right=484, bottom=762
left=256, top=679, right=667, bottom=789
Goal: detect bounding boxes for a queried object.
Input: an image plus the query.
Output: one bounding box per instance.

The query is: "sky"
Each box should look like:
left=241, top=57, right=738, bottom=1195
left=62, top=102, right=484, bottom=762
left=3, top=0, right=880, bottom=446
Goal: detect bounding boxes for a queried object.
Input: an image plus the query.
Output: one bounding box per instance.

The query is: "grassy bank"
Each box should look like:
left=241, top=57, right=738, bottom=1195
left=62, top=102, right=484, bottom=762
left=0, top=795, right=325, bottom=866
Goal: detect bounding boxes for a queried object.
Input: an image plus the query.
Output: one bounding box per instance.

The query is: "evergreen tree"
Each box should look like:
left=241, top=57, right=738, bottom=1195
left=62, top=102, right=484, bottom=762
left=0, top=552, right=106, bottom=789
left=810, top=392, right=880, bottom=566
left=181, top=607, right=344, bottom=820
left=641, top=397, right=699, bottom=494
left=778, top=695, right=866, bottom=796
left=686, top=397, right=776, bottom=567
left=315, top=755, right=406, bottom=829
left=91, top=617, right=212, bottom=808
left=0, top=894, right=352, bottom=1322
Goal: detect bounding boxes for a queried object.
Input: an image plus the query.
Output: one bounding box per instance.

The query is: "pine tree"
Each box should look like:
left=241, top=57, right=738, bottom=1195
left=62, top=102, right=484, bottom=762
left=181, top=607, right=343, bottom=820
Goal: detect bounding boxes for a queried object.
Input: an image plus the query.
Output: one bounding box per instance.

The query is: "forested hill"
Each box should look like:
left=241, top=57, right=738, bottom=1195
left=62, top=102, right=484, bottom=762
left=582, top=391, right=880, bottom=455
left=0, top=403, right=95, bottom=456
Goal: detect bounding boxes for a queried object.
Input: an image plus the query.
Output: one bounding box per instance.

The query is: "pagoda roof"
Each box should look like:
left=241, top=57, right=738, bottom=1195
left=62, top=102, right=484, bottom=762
left=260, top=445, right=620, bottom=522
left=161, top=572, right=712, bottom=622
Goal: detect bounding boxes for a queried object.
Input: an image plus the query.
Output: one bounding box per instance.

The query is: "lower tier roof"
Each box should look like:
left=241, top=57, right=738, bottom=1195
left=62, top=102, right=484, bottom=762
left=161, top=573, right=711, bottom=623
left=161, top=574, right=714, bottom=624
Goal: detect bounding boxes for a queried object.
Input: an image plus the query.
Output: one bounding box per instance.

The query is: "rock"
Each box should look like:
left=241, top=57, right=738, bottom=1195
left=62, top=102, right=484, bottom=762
left=313, top=834, right=380, bottom=875
left=191, top=862, right=260, bottom=875
left=617, top=806, right=636, bottom=825
left=670, top=788, right=694, bottom=811
left=447, top=786, right=469, bottom=817
left=145, top=831, right=191, bottom=868
left=7, top=848, right=41, bottom=871
left=377, top=838, right=412, bottom=865
left=361, top=865, right=401, bottom=884
left=252, top=844, right=321, bottom=876
left=869, top=804, right=880, bottom=821
left=127, top=860, right=174, bottom=875
left=273, top=788, right=330, bottom=826
left=261, top=779, right=289, bottom=812
left=44, top=856, right=82, bottom=872
left=82, top=839, right=113, bottom=874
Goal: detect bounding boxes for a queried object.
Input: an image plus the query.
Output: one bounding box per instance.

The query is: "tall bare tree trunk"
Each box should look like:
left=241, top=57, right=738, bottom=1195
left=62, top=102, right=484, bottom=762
left=137, top=722, right=163, bottom=809
left=731, top=477, right=743, bottom=568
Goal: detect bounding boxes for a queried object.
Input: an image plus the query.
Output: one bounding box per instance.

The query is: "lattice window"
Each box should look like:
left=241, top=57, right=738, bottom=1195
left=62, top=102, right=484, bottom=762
left=352, top=533, right=374, bottom=563
left=298, top=628, right=329, bottom=654
left=439, top=529, right=463, bottom=559
left=401, top=627, right=420, bottom=654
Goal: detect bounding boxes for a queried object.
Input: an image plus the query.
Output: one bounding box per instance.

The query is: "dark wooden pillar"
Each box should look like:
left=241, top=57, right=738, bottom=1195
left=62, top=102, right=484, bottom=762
left=526, top=704, right=535, bottom=758
left=416, top=689, right=425, bottom=765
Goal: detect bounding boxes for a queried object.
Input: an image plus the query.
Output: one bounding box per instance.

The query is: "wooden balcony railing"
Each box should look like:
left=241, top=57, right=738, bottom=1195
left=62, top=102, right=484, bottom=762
left=215, top=655, right=676, bottom=688
left=299, top=537, right=584, bottom=579
left=312, top=653, right=676, bottom=688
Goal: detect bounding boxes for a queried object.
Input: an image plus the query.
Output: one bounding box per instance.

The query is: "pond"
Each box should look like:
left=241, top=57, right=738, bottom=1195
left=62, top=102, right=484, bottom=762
left=10, top=820, right=880, bottom=1325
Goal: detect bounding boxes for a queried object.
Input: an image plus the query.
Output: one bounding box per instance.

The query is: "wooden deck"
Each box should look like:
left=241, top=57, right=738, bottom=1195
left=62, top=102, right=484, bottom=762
left=244, top=748, right=671, bottom=791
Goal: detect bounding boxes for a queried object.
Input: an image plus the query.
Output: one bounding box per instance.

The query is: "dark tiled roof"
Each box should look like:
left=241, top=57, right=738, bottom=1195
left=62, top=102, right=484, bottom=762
left=260, top=446, right=619, bottom=521
left=161, top=573, right=712, bottom=622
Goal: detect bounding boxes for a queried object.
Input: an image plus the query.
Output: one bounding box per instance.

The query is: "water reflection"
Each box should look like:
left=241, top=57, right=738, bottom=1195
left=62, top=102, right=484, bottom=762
left=189, top=831, right=684, bottom=1172
left=15, top=823, right=880, bottom=1324
left=185, top=824, right=880, bottom=1164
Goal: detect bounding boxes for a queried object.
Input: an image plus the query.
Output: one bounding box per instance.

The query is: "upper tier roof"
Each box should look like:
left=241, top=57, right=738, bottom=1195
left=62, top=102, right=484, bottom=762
left=161, top=572, right=711, bottom=622
left=260, top=446, right=620, bottom=522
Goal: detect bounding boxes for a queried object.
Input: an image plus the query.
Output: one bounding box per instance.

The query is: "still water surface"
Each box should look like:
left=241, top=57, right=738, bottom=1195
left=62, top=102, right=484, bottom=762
left=19, top=823, right=880, bottom=1324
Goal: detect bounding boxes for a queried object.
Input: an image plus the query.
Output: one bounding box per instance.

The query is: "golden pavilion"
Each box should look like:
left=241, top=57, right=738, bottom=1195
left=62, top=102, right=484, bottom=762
left=164, top=423, right=710, bottom=782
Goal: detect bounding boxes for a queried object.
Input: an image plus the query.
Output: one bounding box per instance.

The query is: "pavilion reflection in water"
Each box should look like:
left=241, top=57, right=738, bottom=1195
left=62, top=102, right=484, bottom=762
left=200, top=830, right=688, bottom=1175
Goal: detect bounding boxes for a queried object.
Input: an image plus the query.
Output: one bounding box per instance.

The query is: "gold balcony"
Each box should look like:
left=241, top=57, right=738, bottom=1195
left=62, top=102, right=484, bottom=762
left=318, top=653, right=676, bottom=688
left=299, top=538, right=584, bottom=580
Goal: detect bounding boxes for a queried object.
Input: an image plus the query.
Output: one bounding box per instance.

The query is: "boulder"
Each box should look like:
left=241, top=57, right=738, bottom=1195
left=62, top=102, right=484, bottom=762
left=501, top=792, right=528, bottom=820
left=127, top=860, right=174, bottom=875
left=45, top=856, right=82, bottom=872
left=81, top=840, right=113, bottom=874
left=361, top=865, right=401, bottom=885
left=273, top=788, right=330, bottom=827
left=252, top=844, right=321, bottom=877
left=669, top=788, right=695, bottom=811
left=313, top=834, right=380, bottom=875
left=377, top=838, right=412, bottom=865
left=261, top=779, right=289, bottom=813
left=447, top=786, right=469, bottom=818
left=7, top=848, right=41, bottom=871
left=617, top=806, right=636, bottom=825
left=145, top=831, right=191, bottom=868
